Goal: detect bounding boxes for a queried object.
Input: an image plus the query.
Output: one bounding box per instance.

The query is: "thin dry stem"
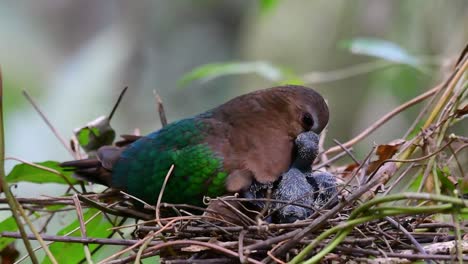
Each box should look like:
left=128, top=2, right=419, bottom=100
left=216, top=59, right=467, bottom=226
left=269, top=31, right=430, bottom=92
left=153, top=89, right=168, bottom=127
left=22, top=90, right=75, bottom=157
left=73, top=194, right=93, bottom=264
left=156, top=164, right=175, bottom=227
left=0, top=67, right=40, bottom=264
left=325, top=84, right=441, bottom=155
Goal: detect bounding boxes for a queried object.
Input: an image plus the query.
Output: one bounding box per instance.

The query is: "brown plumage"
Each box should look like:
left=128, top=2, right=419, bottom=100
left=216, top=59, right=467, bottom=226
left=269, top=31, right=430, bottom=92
left=61, top=85, right=329, bottom=205
left=207, top=86, right=329, bottom=192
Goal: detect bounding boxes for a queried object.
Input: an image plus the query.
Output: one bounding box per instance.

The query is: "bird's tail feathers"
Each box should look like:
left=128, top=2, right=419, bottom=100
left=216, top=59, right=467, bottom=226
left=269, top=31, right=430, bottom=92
left=60, top=158, right=113, bottom=187
left=60, top=146, right=123, bottom=187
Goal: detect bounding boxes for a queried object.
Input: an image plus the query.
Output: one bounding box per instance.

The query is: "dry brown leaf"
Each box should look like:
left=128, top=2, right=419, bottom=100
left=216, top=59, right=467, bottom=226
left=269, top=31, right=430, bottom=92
left=454, top=104, right=468, bottom=118
left=0, top=244, right=19, bottom=264
left=342, top=162, right=359, bottom=178
left=367, top=139, right=405, bottom=174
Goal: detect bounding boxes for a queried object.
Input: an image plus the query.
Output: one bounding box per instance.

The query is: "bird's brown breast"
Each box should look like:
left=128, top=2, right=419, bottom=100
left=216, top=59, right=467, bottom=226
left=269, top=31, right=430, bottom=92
left=203, top=86, right=315, bottom=192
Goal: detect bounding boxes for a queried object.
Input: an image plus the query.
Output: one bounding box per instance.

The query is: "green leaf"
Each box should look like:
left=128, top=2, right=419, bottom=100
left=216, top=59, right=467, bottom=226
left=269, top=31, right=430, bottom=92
left=45, top=204, right=68, bottom=212
left=7, top=161, right=78, bottom=185
left=276, top=67, right=305, bottom=86
left=0, top=217, right=18, bottom=251
left=436, top=166, right=455, bottom=192
left=461, top=211, right=468, bottom=221
left=408, top=173, right=423, bottom=192
left=406, top=120, right=425, bottom=140
left=77, top=128, right=91, bottom=146
left=75, top=116, right=116, bottom=153
left=43, top=208, right=113, bottom=264
left=179, top=61, right=289, bottom=87
left=142, top=256, right=161, bottom=264
left=260, top=0, right=279, bottom=13
left=340, top=38, right=420, bottom=66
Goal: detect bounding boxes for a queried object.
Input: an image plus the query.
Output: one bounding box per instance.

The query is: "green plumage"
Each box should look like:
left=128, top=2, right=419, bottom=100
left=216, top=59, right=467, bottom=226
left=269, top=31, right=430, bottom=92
left=60, top=85, right=331, bottom=212
left=112, top=117, right=226, bottom=205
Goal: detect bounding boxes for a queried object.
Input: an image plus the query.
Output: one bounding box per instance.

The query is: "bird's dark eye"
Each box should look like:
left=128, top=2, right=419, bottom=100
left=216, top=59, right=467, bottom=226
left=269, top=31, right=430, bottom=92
left=302, top=113, right=314, bottom=130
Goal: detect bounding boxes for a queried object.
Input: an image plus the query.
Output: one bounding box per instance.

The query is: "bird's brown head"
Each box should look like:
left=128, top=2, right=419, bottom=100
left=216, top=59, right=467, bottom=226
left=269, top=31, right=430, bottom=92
left=210, top=85, right=330, bottom=191
left=236, top=85, right=329, bottom=139
left=214, top=85, right=329, bottom=137
left=279, top=85, right=329, bottom=135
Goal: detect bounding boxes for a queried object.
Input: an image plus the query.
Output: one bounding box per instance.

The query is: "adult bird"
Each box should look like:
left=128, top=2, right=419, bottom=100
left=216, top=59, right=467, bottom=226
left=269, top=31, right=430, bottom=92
left=60, top=85, right=329, bottom=207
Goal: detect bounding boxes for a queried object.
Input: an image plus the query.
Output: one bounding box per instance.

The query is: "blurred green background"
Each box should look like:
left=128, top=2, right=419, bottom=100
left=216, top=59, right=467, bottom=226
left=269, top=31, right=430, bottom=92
left=1, top=0, right=467, bottom=192
left=0, top=1, right=467, bottom=262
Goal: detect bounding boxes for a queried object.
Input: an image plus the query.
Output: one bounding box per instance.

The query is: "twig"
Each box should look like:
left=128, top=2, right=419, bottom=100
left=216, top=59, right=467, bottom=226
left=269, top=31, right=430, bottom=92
left=161, top=258, right=237, bottom=264
left=78, top=194, right=152, bottom=219
left=22, top=90, right=75, bottom=157
left=315, top=150, right=348, bottom=169
left=214, top=197, right=257, bottom=226
left=297, top=208, right=432, bottom=263
left=160, top=202, right=240, bottom=226
left=336, top=246, right=468, bottom=261
left=119, top=190, right=153, bottom=209
left=138, top=220, right=323, bottom=233
left=39, top=213, right=56, bottom=233
left=0, top=192, right=117, bottom=205
left=372, top=224, right=396, bottom=253
left=13, top=204, right=103, bottom=264
left=452, top=212, right=463, bottom=264
left=317, top=127, right=328, bottom=164
left=402, top=83, right=443, bottom=139
left=73, top=194, right=93, bottom=264
left=219, top=197, right=316, bottom=211
left=0, top=231, right=155, bottom=246
left=423, top=56, right=467, bottom=134
left=447, top=144, right=465, bottom=181
left=247, top=164, right=378, bottom=254
left=108, top=86, right=128, bottom=122
left=368, top=138, right=453, bottom=172
left=447, top=142, right=468, bottom=164
left=98, top=217, right=184, bottom=264
left=398, top=54, right=468, bottom=162
left=384, top=216, right=431, bottom=264
left=153, top=90, right=168, bottom=127
left=156, top=164, right=175, bottom=227
left=417, top=150, right=437, bottom=194
left=266, top=241, right=287, bottom=264
left=325, top=84, right=441, bottom=155
left=332, top=139, right=360, bottom=165
left=303, top=60, right=394, bottom=84
left=298, top=193, right=468, bottom=264
left=382, top=164, right=416, bottom=195
left=0, top=67, right=40, bottom=264
left=15, top=198, right=59, bottom=264
left=238, top=230, right=247, bottom=263
left=295, top=215, right=380, bottom=264
left=134, top=231, right=155, bottom=264
left=142, top=240, right=263, bottom=264
left=108, top=214, right=234, bottom=232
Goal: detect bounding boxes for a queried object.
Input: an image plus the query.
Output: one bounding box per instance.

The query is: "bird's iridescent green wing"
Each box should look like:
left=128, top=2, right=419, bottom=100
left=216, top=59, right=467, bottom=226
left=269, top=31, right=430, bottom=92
left=112, top=118, right=227, bottom=205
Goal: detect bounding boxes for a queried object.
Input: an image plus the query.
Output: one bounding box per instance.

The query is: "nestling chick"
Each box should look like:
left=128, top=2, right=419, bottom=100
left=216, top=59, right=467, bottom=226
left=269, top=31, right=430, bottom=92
left=273, top=132, right=338, bottom=223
